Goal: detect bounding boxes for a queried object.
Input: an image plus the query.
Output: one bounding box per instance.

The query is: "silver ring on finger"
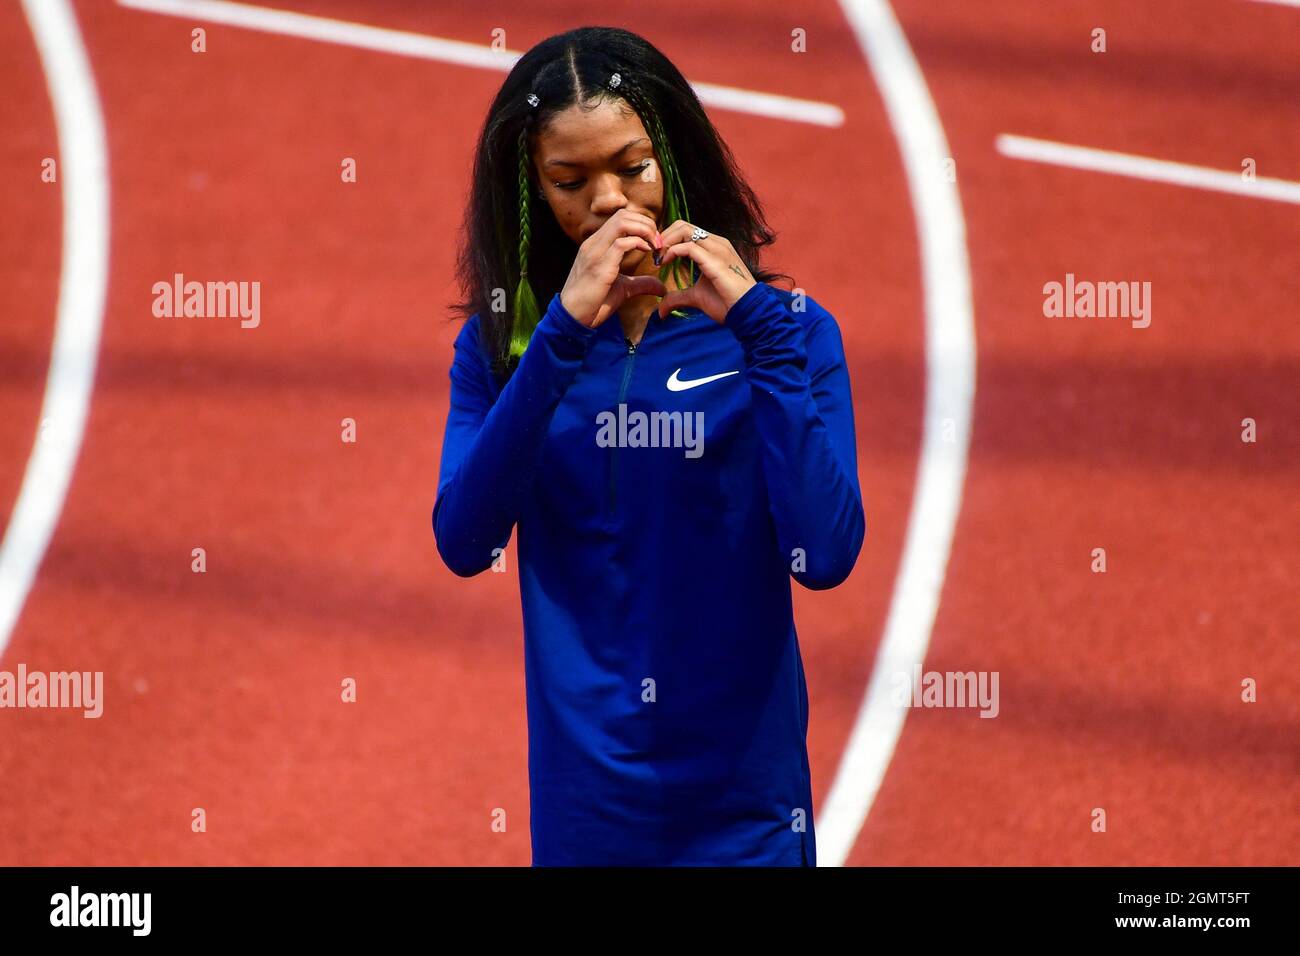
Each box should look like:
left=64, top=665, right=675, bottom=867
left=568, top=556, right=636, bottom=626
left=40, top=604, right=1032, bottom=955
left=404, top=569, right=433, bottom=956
left=689, top=227, right=709, bottom=242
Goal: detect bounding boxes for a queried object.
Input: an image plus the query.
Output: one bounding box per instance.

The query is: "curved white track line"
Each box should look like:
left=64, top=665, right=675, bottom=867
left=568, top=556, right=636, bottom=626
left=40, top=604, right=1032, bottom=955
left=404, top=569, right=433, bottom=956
left=818, top=0, right=976, bottom=866
left=0, top=0, right=110, bottom=660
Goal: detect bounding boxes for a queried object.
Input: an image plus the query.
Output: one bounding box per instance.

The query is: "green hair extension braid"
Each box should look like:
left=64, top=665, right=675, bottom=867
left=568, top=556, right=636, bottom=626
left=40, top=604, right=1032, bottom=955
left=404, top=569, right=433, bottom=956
left=508, top=125, right=542, bottom=361
left=617, top=82, right=697, bottom=317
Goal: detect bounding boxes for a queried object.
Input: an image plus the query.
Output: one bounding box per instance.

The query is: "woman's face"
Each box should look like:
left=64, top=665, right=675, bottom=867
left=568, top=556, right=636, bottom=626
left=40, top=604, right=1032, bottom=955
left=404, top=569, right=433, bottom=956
left=532, top=97, right=664, bottom=273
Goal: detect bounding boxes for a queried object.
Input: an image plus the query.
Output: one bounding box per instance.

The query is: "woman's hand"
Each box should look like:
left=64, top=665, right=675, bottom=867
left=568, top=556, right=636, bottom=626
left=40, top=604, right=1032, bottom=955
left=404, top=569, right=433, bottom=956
left=654, top=221, right=757, bottom=324
left=559, top=209, right=668, bottom=329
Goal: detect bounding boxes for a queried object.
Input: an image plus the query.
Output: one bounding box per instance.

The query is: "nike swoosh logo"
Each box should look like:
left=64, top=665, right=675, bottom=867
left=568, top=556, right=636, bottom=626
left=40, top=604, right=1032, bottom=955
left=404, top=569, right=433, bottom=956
left=666, top=368, right=741, bottom=391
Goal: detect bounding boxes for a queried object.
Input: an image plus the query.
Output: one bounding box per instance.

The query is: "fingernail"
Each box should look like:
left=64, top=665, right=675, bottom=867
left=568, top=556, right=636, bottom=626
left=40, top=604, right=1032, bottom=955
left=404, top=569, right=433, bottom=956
left=653, top=250, right=661, bottom=266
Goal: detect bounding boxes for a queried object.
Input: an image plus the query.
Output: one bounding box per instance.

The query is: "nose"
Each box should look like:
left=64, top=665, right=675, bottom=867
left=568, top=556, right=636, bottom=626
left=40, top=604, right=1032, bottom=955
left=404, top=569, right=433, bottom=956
left=590, top=171, right=630, bottom=216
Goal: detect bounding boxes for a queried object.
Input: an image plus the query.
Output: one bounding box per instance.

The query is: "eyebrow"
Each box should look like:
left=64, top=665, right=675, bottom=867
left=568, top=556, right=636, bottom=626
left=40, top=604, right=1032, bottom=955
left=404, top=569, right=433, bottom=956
left=544, top=137, right=651, bottom=169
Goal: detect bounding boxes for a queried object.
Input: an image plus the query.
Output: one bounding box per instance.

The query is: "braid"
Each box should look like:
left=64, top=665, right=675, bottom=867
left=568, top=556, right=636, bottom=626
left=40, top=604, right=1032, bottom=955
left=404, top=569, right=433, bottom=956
left=618, top=79, right=697, bottom=314
left=508, top=124, right=542, bottom=360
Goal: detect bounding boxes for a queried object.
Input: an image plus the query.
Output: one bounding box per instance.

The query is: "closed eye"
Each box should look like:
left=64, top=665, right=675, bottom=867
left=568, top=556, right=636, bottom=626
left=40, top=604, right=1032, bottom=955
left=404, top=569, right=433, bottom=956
left=554, top=162, right=651, bottom=190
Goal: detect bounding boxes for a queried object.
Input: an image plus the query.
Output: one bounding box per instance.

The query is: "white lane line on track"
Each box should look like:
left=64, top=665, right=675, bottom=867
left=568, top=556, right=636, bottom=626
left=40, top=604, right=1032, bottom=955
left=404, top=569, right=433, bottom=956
left=998, top=134, right=1300, bottom=205
left=1247, top=0, right=1300, bottom=9
left=115, top=0, right=846, bottom=128
left=819, top=1, right=976, bottom=867
left=0, top=1, right=111, bottom=661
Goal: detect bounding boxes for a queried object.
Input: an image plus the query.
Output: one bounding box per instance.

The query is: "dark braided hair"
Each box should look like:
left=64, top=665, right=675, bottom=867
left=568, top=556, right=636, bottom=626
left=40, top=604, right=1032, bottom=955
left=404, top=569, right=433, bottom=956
left=615, top=74, right=696, bottom=305
left=511, top=125, right=541, bottom=359
left=450, top=26, right=793, bottom=384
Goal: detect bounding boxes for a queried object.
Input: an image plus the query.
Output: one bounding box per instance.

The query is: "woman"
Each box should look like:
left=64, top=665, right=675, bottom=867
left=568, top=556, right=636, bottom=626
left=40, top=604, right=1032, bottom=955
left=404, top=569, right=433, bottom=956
left=434, top=26, right=866, bottom=866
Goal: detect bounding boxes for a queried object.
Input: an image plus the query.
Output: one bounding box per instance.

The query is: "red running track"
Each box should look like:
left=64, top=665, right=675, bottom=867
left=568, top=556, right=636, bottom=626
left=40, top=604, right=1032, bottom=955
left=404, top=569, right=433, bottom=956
left=0, top=0, right=1294, bottom=865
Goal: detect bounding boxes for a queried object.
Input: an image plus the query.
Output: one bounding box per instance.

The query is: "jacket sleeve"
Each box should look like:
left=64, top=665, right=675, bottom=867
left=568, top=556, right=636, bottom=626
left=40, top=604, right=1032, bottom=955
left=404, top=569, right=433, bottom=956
left=432, top=293, right=599, bottom=576
left=723, top=281, right=867, bottom=590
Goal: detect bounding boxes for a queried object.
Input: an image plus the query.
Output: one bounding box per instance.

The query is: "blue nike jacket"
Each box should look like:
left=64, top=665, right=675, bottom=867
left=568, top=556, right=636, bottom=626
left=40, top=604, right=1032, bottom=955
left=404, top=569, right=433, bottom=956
left=432, top=279, right=866, bottom=866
